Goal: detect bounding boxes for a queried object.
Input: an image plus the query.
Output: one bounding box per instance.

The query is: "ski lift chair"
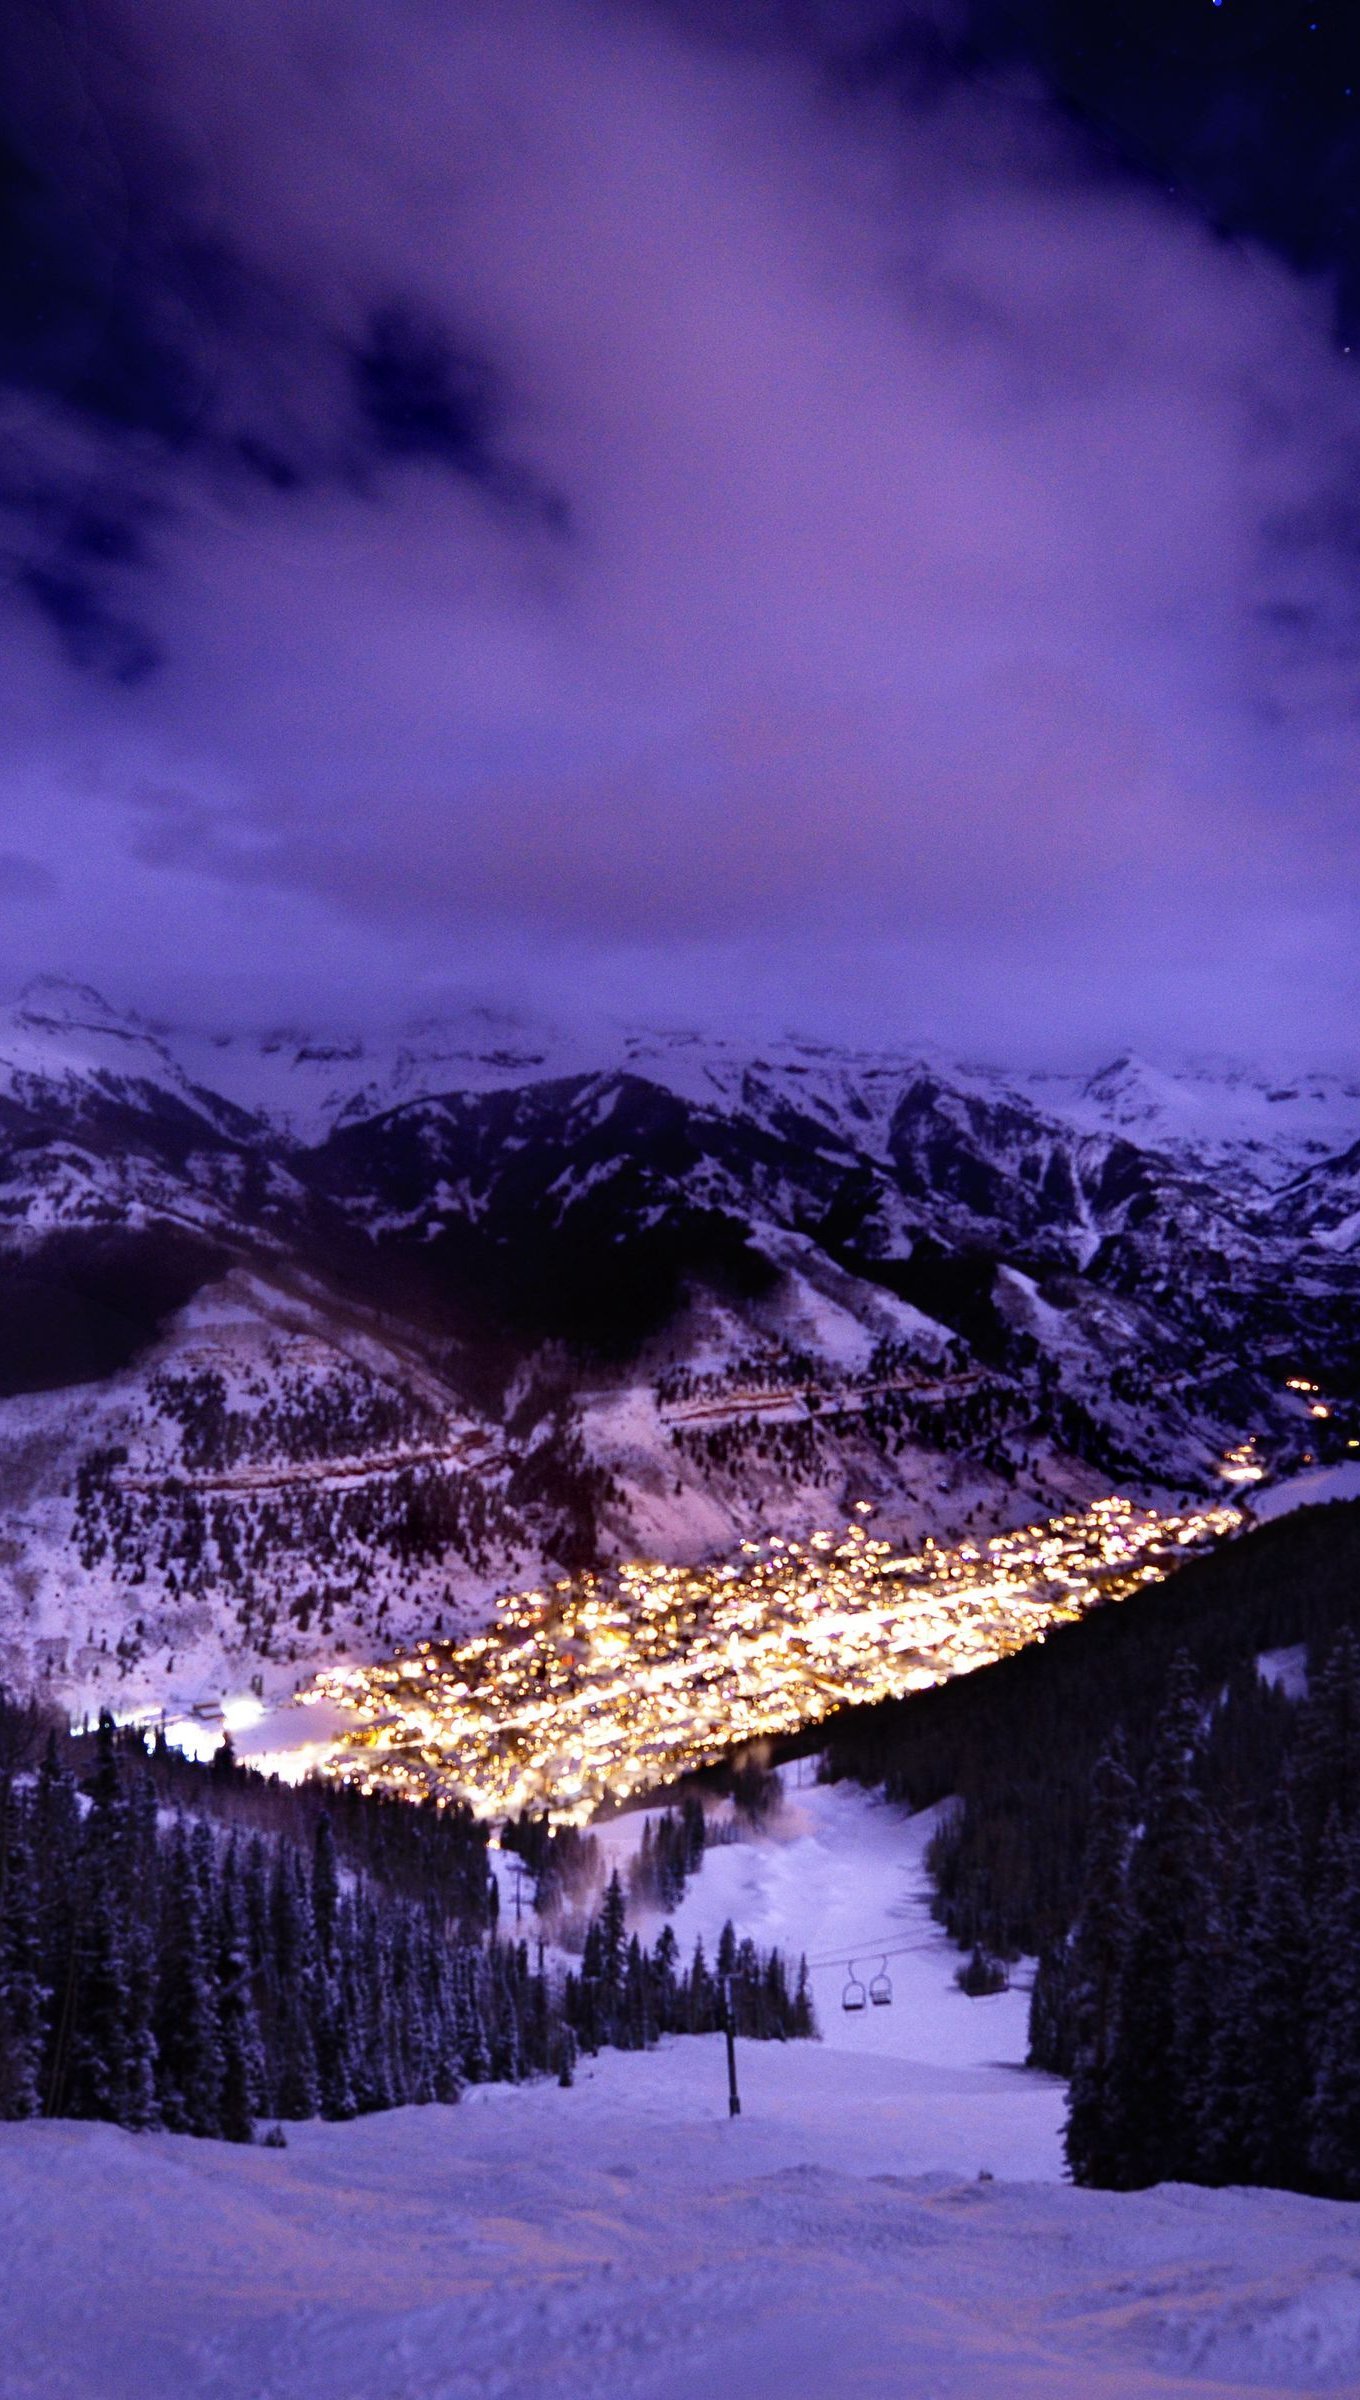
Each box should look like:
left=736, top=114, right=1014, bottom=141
left=841, top=1964, right=867, bottom=2013
left=869, top=1959, right=893, bottom=2008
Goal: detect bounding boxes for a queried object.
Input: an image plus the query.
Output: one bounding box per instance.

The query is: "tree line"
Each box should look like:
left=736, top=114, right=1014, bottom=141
left=564, top=1873, right=815, bottom=2059
left=814, top=1499, right=1360, bottom=1964
left=1039, top=1631, right=1360, bottom=2197
left=0, top=1704, right=812, bottom=2142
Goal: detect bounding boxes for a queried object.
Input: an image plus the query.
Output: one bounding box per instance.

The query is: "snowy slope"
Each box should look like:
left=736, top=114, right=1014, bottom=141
left=2, top=978, right=1358, bottom=1722
left=13, top=977, right=1360, bottom=1182
left=591, top=1773, right=1058, bottom=2175
left=5, top=1779, right=1360, bottom=2398
left=1249, top=1462, right=1360, bottom=1521
left=8, top=2100, right=1360, bottom=2399
left=1019, top=1051, right=1360, bottom=1187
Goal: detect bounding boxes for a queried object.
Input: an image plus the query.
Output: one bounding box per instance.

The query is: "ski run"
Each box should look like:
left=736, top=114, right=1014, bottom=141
left=4, top=1775, right=1360, bottom=2397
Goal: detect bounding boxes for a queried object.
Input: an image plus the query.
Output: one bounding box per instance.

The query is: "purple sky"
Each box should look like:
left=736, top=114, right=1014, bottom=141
left=4, top=0, right=1360, bottom=1061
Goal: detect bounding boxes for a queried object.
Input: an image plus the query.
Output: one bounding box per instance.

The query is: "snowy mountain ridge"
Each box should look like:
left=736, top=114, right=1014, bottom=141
left=13, top=978, right=1359, bottom=1184
left=0, top=977, right=1357, bottom=1724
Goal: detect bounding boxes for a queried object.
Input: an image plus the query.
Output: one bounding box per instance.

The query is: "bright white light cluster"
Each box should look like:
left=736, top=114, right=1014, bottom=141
left=300, top=1494, right=1240, bottom=1820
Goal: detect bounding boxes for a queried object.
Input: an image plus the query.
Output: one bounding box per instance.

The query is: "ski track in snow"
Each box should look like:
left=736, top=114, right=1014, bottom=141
left=4, top=1781, right=1360, bottom=2398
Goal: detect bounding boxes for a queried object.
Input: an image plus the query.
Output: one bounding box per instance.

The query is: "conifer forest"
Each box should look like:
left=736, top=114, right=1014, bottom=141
left=0, top=1702, right=813, bottom=2143
left=1026, top=1629, right=1360, bottom=2198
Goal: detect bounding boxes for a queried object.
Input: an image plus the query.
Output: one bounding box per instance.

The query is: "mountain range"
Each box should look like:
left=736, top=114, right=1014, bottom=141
left=0, top=975, right=1356, bottom=1720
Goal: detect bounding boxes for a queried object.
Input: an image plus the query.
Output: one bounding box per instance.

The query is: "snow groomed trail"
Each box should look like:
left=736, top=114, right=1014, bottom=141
left=4, top=1782, right=1360, bottom=2397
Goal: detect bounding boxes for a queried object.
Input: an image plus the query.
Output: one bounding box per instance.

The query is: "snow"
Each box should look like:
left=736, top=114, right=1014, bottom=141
left=1250, top=1463, right=1360, bottom=1521
left=1257, top=1645, right=1309, bottom=1699
left=24, top=977, right=1360, bottom=1197
left=597, top=1777, right=1049, bottom=2129
left=1021, top=1052, right=1360, bottom=1185
left=6, top=1776, right=1360, bottom=2395
left=8, top=2109, right=1360, bottom=2400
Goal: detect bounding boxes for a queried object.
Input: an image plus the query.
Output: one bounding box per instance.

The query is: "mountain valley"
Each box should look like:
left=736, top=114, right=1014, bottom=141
left=0, top=977, right=1356, bottom=1724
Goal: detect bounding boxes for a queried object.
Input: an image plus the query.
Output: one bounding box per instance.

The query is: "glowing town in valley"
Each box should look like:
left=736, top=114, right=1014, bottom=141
left=300, top=1495, right=1242, bottom=1819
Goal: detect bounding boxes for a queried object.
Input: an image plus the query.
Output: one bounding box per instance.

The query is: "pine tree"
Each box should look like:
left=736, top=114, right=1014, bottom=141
left=631, top=1819, right=657, bottom=1908
left=352, top=1900, right=397, bottom=2111
left=599, top=1871, right=627, bottom=2017
left=120, top=1910, right=160, bottom=2132
left=1295, top=1631, right=1360, bottom=1846
left=1201, top=1801, right=1309, bottom=2190
left=311, top=1817, right=356, bottom=2122
left=312, top=1818, right=341, bottom=1964
left=652, top=1923, right=679, bottom=2031
left=1063, top=1734, right=1136, bottom=2182
left=215, top=1840, right=264, bottom=2144
left=33, top=1737, right=82, bottom=2120
left=1104, top=1659, right=1216, bottom=2188
left=65, top=1878, right=135, bottom=2123
left=791, top=1955, right=815, bottom=2038
left=270, top=1849, right=319, bottom=2118
left=1027, top=1942, right=1074, bottom=2076
left=623, top=1933, right=653, bottom=2049
left=687, top=1934, right=713, bottom=2033
left=1306, top=1812, right=1360, bottom=2196
left=155, top=1819, right=224, bottom=2137
left=0, top=1815, right=45, bottom=2118
left=65, top=1715, right=147, bottom=2128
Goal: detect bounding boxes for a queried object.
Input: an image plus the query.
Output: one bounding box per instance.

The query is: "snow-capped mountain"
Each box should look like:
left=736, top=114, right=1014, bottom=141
left=0, top=977, right=1356, bottom=1720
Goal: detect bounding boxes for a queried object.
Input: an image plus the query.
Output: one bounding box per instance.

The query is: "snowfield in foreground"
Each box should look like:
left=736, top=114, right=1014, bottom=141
left=4, top=1781, right=1360, bottom=2398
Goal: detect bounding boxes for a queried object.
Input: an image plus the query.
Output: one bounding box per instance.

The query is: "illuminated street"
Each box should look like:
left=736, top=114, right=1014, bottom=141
left=301, top=1496, right=1241, bottom=1818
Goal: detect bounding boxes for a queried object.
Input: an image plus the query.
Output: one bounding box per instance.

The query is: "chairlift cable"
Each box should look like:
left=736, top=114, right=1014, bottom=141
left=800, top=1935, right=940, bottom=1971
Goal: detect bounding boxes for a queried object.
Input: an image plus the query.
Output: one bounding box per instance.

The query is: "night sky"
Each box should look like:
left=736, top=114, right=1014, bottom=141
left=3, top=0, right=1360, bottom=1060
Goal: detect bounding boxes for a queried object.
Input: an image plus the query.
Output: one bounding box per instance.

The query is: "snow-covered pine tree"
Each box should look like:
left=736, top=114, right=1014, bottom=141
left=215, top=1838, right=265, bottom=2144
left=64, top=1715, right=154, bottom=2128
left=268, top=1847, right=320, bottom=2118
left=352, top=1896, right=397, bottom=2110
left=310, top=1819, right=356, bottom=2121
left=155, top=1818, right=224, bottom=2137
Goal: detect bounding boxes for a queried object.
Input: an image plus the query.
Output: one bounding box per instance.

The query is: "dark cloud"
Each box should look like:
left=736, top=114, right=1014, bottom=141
left=356, top=307, right=494, bottom=476
left=16, top=559, right=159, bottom=683
left=0, top=0, right=568, bottom=678
left=0, top=0, right=1357, bottom=1062
left=354, top=304, right=570, bottom=524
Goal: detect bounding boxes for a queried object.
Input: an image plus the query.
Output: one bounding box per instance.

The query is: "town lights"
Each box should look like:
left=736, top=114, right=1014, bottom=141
left=298, top=1495, right=1241, bottom=1820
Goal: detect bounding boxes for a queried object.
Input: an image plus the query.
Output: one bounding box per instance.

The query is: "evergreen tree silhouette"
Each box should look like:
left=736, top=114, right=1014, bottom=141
left=1105, top=1658, right=1216, bottom=2188
left=269, top=1849, right=319, bottom=2119
left=1202, top=1800, right=1308, bottom=2189
left=0, top=1820, right=45, bottom=2117
left=1306, top=1812, right=1360, bottom=2196
left=66, top=1717, right=147, bottom=2126
left=155, top=1819, right=224, bottom=2137
left=215, top=1839, right=265, bottom=2143
left=1063, top=1734, right=1136, bottom=2182
left=1295, top=1631, right=1360, bottom=1848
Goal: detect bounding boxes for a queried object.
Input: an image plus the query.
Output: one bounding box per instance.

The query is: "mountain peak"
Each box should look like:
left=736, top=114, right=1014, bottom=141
left=15, top=976, right=148, bottom=1038
left=1083, top=1053, right=1160, bottom=1100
